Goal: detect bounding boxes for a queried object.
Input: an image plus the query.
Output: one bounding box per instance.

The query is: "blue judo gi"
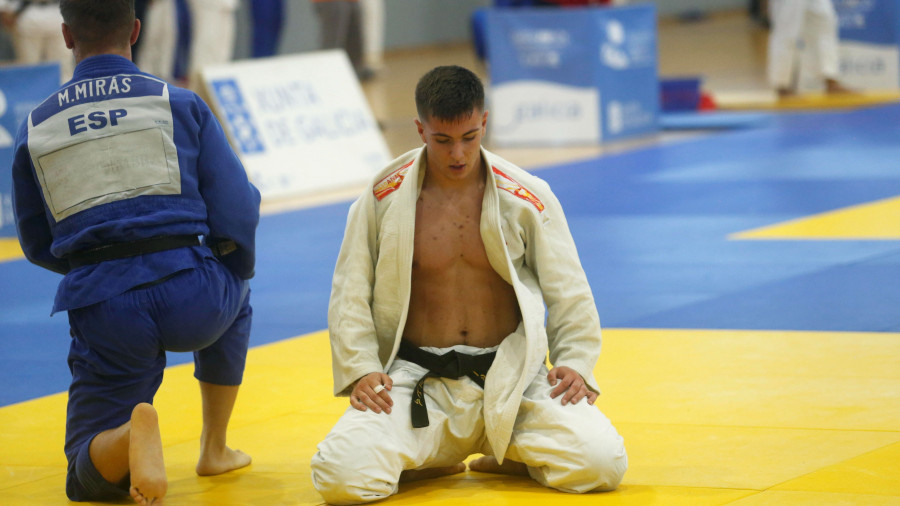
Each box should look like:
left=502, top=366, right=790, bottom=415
left=11, top=54, right=261, bottom=501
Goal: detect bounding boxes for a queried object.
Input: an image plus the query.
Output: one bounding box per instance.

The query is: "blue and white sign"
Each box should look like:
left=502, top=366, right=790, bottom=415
left=0, top=63, right=60, bottom=237
left=835, top=0, right=900, bottom=90
left=486, top=4, right=658, bottom=146
left=798, top=0, right=900, bottom=91
left=202, top=50, right=391, bottom=200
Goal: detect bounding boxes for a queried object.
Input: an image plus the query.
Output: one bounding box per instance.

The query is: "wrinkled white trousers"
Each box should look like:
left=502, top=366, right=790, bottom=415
left=311, top=344, right=627, bottom=505
left=768, top=0, right=840, bottom=88
left=13, top=4, right=72, bottom=82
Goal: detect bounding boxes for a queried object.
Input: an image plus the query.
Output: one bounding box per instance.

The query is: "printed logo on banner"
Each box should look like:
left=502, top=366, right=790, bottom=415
left=0, top=89, right=13, bottom=150
left=837, top=42, right=900, bottom=90
left=828, top=0, right=900, bottom=90
left=598, top=16, right=656, bottom=72
left=211, top=79, right=265, bottom=155
left=203, top=51, right=391, bottom=200
left=0, top=64, right=60, bottom=236
left=491, top=80, right=600, bottom=145
left=486, top=5, right=657, bottom=146
left=595, top=5, right=658, bottom=140
left=1, top=88, right=17, bottom=232
left=511, top=28, right=571, bottom=69
left=606, top=99, right=655, bottom=136
left=601, top=20, right=629, bottom=69
left=835, top=0, right=892, bottom=44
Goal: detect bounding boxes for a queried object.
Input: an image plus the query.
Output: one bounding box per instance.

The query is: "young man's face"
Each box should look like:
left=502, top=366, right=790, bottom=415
left=416, top=109, right=488, bottom=184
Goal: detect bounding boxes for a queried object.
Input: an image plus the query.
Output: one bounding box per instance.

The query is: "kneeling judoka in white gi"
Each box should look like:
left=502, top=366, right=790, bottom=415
left=311, top=65, right=627, bottom=505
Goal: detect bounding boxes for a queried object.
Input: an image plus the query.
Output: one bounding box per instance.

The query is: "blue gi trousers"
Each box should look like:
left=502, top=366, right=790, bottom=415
left=63, top=257, right=252, bottom=501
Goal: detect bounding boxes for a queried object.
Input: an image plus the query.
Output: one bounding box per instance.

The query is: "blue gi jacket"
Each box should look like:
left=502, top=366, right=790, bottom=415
left=12, top=55, right=260, bottom=314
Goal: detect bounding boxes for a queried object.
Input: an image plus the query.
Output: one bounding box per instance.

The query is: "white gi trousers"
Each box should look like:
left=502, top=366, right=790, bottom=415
left=310, top=344, right=627, bottom=505
left=136, top=0, right=176, bottom=82
left=12, top=4, right=72, bottom=82
left=768, top=0, right=840, bottom=89
left=359, top=0, right=384, bottom=69
left=187, top=0, right=236, bottom=77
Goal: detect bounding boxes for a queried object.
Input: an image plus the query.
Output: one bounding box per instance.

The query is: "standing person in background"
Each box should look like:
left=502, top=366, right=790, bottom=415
left=187, top=0, right=237, bottom=87
left=0, top=0, right=73, bottom=81
left=11, top=0, right=260, bottom=503
left=135, top=0, right=192, bottom=85
left=311, top=0, right=372, bottom=80
left=136, top=0, right=177, bottom=81
left=358, top=0, right=383, bottom=73
left=251, top=0, right=283, bottom=58
left=768, top=0, right=852, bottom=97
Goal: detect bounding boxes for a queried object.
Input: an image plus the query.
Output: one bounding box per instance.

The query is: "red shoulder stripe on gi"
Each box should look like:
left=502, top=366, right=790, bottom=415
left=373, top=159, right=415, bottom=201
left=492, top=166, right=545, bottom=212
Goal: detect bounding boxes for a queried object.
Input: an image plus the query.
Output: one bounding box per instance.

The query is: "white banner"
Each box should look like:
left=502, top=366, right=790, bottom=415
left=489, top=80, right=600, bottom=146
left=839, top=41, right=900, bottom=90
left=202, top=51, right=390, bottom=200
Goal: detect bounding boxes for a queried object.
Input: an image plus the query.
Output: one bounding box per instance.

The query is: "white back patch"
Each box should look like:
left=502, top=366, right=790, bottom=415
left=36, top=127, right=177, bottom=218
left=27, top=75, right=180, bottom=222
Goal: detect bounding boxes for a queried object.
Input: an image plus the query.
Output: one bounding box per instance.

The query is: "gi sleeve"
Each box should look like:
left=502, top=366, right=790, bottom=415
left=327, top=192, right=382, bottom=396
left=527, top=184, right=603, bottom=392
left=194, top=97, right=260, bottom=279
left=12, top=121, right=69, bottom=275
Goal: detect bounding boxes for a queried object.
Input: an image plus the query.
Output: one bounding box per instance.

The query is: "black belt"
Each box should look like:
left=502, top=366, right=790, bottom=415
left=397, top=340, right=496, bottom=428
left=67, top=235, right=203, bottom=268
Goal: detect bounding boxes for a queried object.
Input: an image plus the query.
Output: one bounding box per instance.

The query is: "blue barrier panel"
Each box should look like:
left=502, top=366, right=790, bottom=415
left=831, top=0, right=900, bottom=90
left=0, top=63, right=60, bottom=237
left=486, top=4, right=658, bottom=146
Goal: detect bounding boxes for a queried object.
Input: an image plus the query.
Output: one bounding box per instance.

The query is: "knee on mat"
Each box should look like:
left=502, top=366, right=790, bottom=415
left=548, top=436, right=628, bottom=493
left=581, top=436, right=628, bottom=492
left=310, top=450, right=396, bottom=505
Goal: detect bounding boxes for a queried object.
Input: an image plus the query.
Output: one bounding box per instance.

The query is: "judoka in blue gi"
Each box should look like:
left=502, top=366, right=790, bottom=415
left=11, top=1, right=261, bottom=503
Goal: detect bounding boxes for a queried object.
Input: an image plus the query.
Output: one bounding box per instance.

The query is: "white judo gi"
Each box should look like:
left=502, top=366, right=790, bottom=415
left=311, top=147, right=627, bottom=504
left=768, top=0, right=841, bottom=90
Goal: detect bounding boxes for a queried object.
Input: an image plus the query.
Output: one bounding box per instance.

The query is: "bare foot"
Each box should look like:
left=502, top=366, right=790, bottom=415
left=128, top=403, right=167, bottom=505
left=468, top=456, right=529, bottom=476
left=825, top=78, right=855, bottom=95
left=776, top=87, right=795, bottom=99
left=399, top=462, right=466, bottom=483
left=196, top=446, right=251, bottom=476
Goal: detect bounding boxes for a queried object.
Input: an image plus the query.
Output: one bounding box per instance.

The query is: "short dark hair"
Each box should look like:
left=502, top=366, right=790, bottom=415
left=60, top=0, right=135, bottom=53
left=415, top=66, right=485, bottom=122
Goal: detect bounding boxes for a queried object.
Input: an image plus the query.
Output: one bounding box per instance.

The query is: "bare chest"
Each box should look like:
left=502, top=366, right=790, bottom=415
left=413, top=192, right=491, bottom=271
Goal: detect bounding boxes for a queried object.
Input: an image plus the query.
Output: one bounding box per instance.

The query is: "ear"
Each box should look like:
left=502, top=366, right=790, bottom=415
left=415, top=118, right=426, bottom=143
left=130, top=18, right=141, bottom=46
left=61, top=23, right=75, bottom=50
left=481, top=110, right=488, bottom=132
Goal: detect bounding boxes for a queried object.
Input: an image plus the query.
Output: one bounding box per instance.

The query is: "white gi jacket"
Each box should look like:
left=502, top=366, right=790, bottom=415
left=328, top=146, right=603, bottom=460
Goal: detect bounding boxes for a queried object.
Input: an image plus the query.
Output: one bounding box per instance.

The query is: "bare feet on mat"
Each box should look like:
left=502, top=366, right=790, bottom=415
left=399, top=462, right=466, bottom=482
left=825, top=78, right=855, bottom=95
left=196, top=446, right=252, bottom=476
left=129, top=403, right=167, bottom=505
left=468, top=455, right=529, bottom=476
left=776, top=87, right=795, bottom=99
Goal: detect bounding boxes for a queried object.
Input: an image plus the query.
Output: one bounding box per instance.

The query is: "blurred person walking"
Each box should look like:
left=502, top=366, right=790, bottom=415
left=0, top=0, right=73, bottom=81
left=768, top=0, right=851, bottom=97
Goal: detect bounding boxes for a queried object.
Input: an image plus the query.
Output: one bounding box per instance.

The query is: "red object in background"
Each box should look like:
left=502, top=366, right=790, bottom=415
left=699, top=92, right=717, bottom=111
left=541, top=0, right=611, bottom=5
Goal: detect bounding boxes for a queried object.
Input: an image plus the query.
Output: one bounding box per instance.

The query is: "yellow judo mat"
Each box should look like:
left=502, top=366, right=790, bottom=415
left=733, top=195, right=900, bottom=240
left=2, top=327, right=899, bottom=505
left=717, top=91, right=900, bottom=111
left=0, top=238, right=23, bottom=263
